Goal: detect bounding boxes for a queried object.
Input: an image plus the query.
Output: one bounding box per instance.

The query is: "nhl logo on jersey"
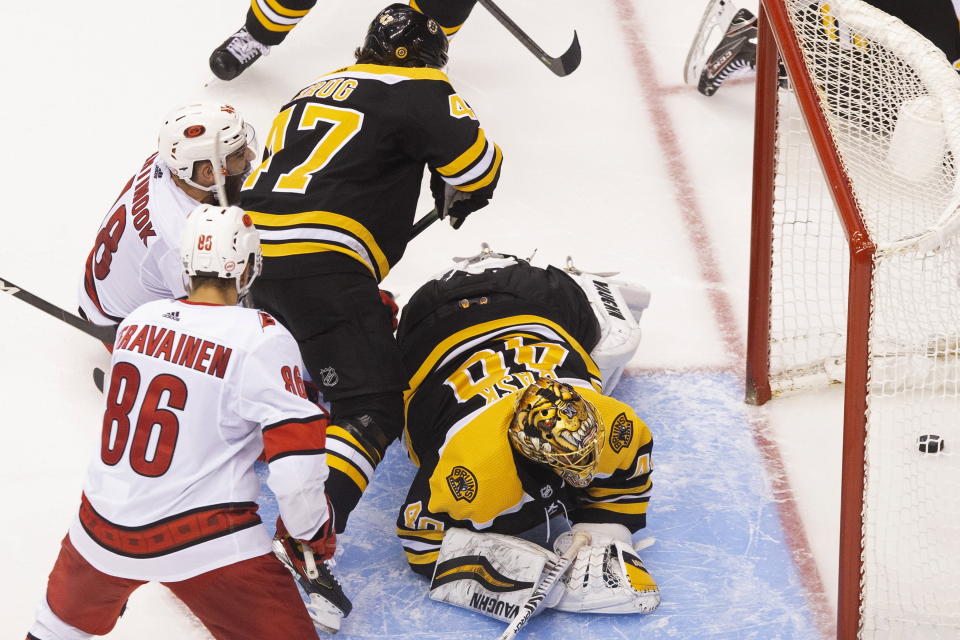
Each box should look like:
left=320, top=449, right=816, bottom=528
left=447, top=465, right=478, bottom=502
left=610, top=412, right=634, bottom=453
left=319, top=366, right=339, bottom=387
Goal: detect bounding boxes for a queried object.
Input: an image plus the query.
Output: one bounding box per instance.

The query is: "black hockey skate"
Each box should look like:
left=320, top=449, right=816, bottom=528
left=272, top=539, right=353, bottom=634
left=698, top=8, right=758, bottom=96
left=209, top=27, right=270, bottom=81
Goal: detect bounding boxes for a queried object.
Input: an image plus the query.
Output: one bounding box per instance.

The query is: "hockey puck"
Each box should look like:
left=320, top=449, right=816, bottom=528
left=918, top=434, right=945, bottom=454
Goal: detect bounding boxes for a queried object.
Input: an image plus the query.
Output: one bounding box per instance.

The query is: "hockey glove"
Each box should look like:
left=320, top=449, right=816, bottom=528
left=552, top=522, right=660, bottom=614
left=429, top=170, right=493, bottom=229
left=275, top=501, right=337, bottom=565
left=379, top=289, right=399, bottom=331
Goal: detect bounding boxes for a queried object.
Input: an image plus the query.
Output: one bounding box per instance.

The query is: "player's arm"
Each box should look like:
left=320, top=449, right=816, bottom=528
left=573, top=402, right=654, bottom=533
left=410, top=81, right=504, bottom=229
left=237, top=330, right=333, bottom=553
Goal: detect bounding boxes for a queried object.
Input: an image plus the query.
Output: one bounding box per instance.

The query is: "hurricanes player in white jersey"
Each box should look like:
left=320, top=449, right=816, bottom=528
left=78, top=103, right=256, bottom=329
left=28, top=205, right=348, bottom=639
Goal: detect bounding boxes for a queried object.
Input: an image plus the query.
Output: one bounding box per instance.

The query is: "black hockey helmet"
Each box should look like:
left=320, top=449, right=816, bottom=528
left=356, top=3, right=449, bottom=69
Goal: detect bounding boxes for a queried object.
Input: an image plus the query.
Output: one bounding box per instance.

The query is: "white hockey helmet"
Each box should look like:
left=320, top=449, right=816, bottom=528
left=181, top=204, right=262, bottom=297
left=158, top=103, right=254, bottom=201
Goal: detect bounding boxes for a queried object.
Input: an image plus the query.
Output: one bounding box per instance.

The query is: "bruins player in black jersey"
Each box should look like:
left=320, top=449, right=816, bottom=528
left=211, top=0, right=479, bottom=80
left=394, top=249, right=660, bottom=622
left=241, top=4, right=502, bottom=535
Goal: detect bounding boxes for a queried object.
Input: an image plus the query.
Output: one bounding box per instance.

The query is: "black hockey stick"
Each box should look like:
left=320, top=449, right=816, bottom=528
left=477, top=0, right=581, bottom=77
left=0, top=277, right=117, bottom=343
left=411, top=208, right=440, bottom=238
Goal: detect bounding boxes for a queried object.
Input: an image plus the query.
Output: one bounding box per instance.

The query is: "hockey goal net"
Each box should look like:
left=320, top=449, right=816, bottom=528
left=747, top=0, right=960, bottom=638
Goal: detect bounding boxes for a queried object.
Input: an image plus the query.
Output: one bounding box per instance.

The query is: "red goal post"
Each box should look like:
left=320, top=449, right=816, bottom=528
left=747, top=1, right=960, bottom=638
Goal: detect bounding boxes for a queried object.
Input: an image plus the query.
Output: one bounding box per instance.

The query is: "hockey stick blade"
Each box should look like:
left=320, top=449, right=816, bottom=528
left=477, top=0, right=581, bottom=77
left=93, top=368, right=106, bottom=393
left=494, top=531, right=592, bottom=640
left=0, top=277, right=116, bottom=344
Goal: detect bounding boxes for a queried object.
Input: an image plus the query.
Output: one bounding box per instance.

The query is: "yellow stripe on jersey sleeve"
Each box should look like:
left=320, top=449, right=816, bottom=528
left=405, top=549, right=440, bottom=566
left=458, top=144, right=503, bottom=192
left=250, top=210, right=390, bottom=279
left=249, top=0, right=297, bottom=32
left=327, top=453, right=369, bottom=492
left=396, top=526, right=446, bottom=542
left=262, top=0, right=311, bottom=18
left=585, top=482, right=652, bottom=498
left=260, top=242, right=378, bottom=278
left=436, top=129, right=487, bottom=177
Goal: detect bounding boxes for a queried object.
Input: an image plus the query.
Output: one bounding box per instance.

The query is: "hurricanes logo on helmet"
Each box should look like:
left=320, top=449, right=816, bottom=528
left=609, top=412, right=634, bottom=453
left=447, top=466, right=478, bottom=502
left=184, top=125, right=206, bottom=138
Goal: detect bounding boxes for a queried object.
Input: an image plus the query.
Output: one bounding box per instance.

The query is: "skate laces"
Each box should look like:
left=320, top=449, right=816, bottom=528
left=226, top=28, right=270, bottom=63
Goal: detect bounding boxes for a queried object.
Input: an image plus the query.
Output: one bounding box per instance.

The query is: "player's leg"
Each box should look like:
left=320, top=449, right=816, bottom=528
left=163, top=553, right=317, bottom=640
left=26, top=535, right=145, bottom=640
left=411, top=0, right=478, bottom=37
left=251, top=269, right=406, bottom=533
left=209, top=0, right=317, bottom=81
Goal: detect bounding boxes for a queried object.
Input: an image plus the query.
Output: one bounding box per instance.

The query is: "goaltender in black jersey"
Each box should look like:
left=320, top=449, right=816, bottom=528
left=394, top=250, right=660, bottom=621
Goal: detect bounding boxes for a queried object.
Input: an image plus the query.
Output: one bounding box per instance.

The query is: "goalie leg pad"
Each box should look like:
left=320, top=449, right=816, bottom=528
left=430, top=528, right=560, bottom=622
left=566, top=271, right=650, bottom=393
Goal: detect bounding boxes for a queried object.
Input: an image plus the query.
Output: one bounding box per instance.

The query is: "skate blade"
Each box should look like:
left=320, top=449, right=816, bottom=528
left=307, top=594, right=343, bottom=634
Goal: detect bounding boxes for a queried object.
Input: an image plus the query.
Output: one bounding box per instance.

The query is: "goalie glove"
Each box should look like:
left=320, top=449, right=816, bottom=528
left=429, top=170, right=493, bottom=229
left=552, top=522, right=660, bottom=614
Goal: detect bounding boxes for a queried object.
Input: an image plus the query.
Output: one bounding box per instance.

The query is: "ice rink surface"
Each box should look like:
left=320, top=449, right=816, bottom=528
left=0, top=1, right=841, bottom=638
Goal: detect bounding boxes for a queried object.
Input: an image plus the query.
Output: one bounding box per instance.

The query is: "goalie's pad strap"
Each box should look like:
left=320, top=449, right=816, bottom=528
left=429, top=528, right=558, bottom=622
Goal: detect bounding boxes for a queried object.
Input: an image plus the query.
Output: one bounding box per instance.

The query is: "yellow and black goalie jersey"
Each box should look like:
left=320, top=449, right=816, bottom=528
left=240, top=64, right=503, bottom=282
left=395, top=301, right=653, bottom=577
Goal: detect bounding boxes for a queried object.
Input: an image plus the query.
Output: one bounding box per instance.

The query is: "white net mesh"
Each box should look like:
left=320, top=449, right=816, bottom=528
left=766, top=0, right=960, bottom=636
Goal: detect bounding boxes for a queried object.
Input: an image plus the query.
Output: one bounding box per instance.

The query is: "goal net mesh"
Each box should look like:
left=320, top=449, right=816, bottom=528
left=766, top=0, right=960, bottom=636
